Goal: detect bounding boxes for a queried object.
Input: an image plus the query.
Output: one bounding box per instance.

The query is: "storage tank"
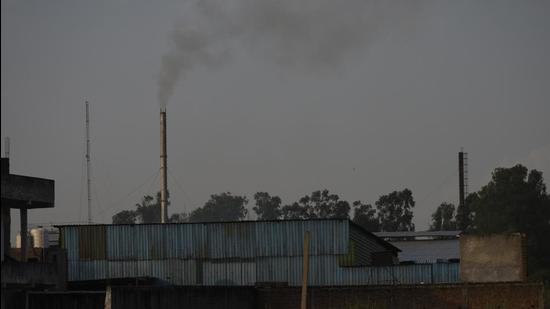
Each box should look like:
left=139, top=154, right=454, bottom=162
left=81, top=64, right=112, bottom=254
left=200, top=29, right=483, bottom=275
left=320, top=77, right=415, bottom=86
left=16, top=227, right=59, bottom=248
left=30, top=227, right=59, bottom=248
left=15, top=232, right=32, bottom=248
left=30, top=228, right=46, bottom=248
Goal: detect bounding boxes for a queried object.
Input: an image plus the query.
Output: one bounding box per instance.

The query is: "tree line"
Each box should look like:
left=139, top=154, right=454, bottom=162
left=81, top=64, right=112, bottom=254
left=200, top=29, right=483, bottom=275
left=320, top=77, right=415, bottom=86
left=113, top=163, right=549, bottom=279
left=113, top=188, right=417, bottom=232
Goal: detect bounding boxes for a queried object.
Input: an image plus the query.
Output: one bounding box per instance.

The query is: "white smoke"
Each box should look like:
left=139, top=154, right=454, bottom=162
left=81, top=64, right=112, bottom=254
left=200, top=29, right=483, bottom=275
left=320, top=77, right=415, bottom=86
left=158, top=0, right=425, bottom=108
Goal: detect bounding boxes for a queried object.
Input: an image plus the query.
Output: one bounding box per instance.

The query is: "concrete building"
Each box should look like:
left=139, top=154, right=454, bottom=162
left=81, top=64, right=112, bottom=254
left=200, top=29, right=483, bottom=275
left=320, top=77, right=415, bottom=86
left=1, top=157, right=65, bottom=309
left=1, top=158, right=55, bottom=262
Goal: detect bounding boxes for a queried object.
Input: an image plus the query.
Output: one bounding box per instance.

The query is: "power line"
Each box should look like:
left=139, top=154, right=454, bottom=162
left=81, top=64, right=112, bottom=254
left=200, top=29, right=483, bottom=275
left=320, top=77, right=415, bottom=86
left=167, top=169, right=194, bottom=213
left=104, top=169, right=161, bottom=212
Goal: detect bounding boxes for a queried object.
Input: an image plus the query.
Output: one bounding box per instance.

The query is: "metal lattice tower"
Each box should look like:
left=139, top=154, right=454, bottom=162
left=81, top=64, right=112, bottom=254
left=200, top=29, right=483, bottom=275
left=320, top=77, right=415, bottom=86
left=463, top=151, right=469, bottom=198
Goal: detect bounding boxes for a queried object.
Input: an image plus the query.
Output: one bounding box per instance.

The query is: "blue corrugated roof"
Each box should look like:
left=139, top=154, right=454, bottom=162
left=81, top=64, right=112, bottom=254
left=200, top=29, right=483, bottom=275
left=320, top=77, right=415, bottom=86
left=389, top=239, right=460, bottom=263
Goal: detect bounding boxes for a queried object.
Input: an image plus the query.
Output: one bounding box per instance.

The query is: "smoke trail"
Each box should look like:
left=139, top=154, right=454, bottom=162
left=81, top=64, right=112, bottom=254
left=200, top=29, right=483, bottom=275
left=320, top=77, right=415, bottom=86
left=158, top=0, right=425, bottom=108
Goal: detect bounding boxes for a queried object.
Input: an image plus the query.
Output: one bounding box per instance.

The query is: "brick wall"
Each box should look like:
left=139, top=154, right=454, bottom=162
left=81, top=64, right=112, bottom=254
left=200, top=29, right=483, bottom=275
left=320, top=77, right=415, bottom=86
left=5, top=282, right=544, bottom=309
left=257, top=282, right=544, bottom=309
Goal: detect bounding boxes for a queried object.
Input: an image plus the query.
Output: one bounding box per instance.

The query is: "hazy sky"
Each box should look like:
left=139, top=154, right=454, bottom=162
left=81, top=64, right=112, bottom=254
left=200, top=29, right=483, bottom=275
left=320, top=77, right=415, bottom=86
left=2, top=0, right=549, bottom=237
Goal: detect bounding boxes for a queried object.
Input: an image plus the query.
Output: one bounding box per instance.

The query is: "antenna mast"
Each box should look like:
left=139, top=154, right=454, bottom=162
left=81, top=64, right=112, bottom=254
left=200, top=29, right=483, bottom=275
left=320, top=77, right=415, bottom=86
left=86, top=101, right=92, bottom=224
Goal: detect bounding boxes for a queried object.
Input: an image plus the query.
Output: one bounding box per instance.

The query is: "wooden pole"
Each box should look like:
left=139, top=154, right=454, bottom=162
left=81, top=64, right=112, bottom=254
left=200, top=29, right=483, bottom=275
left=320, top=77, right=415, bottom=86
left=300, top=231, right=311, bottom=309
left=104, top=285, right=112, bottom=309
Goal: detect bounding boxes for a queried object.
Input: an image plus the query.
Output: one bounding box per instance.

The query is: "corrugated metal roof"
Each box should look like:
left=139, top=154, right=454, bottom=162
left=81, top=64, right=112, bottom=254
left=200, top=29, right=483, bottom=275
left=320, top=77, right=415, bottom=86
left=374, top=231, right=461, bottom=238
left=59, top=220, right=352, bottom=260
left=56, top=218, right=350, bottom=228
left=390, top=239, right=460, bottom=263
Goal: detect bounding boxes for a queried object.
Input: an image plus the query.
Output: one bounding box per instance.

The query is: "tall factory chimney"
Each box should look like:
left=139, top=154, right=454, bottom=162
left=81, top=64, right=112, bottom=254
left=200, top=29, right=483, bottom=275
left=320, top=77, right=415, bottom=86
left=458, top=150, right=468, bottom=212
left=160, top=108, right=168, bottom=223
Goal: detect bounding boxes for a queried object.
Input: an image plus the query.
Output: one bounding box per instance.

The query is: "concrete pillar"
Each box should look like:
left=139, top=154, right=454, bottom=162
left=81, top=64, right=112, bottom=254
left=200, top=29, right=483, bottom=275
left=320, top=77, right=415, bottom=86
left=1, top=206, right=10, bottom=261
left=20, top=207, right=27, bottom=262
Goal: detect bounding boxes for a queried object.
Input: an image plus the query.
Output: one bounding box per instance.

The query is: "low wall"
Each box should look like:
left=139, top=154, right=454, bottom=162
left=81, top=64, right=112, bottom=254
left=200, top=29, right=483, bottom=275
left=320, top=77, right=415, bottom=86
left=28, top=291, right=105, bottom=309
left=4, top=282, right=543, bottom=309
left=257, top=282, right=544, bottom=309
left=1, top=261, right=59, bottom=287
left=108, top=286, right=256, bottom=309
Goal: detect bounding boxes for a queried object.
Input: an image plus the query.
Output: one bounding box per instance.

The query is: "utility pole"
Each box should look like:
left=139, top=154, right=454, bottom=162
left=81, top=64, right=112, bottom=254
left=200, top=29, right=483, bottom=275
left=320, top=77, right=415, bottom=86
left=300, top=231, right=311, bottom=309
left=86, top=101, right=92, bottom=224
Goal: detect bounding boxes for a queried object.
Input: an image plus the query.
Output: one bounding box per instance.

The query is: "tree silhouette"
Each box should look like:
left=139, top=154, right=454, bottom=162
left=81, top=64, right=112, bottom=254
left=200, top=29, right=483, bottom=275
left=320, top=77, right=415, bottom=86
left=376, top=189, right=415, bottom=232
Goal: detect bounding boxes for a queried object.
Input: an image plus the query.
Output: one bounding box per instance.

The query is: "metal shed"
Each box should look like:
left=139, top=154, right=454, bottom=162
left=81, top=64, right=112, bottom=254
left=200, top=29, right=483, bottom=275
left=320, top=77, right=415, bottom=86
left=57, top=219, right=458, bottom=286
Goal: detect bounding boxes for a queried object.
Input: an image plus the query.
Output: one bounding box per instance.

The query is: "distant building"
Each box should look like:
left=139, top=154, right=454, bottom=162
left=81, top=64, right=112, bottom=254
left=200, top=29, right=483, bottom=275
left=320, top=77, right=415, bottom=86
left=374, top=230, right=461, bottom=264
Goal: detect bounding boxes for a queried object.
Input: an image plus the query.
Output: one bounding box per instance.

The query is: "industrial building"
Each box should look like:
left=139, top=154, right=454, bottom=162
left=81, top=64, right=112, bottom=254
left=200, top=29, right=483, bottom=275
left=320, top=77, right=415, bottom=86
left=375, top=230, right=461, bottom=264
left=57, top=219, right=460, bottom=286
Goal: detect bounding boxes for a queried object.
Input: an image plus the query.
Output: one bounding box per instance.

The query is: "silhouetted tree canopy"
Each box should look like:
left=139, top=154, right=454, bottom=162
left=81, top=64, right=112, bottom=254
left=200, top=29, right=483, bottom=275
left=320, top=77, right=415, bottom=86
left=430, top=202, right=457, bottom=231
left=168, top=213, right=189, bottom=223
left=112, top=191, right=188, bottom=224
left=467, top=165, right=550, bottom=278
left=280, top=202, right=313, bottom=219
left=188, top=192, right=248, bottom=222
left=352, top=201, right=380, bottom=232
left=134, top=193, right=161, bottom=223
left=456, top=193, right=477, bottom=231
left=112, top=210, right=137, bottom=224
left=281, top=189, right=350, bottom=219
left=253, top=192, right=282, bottom=220
left=376, top=189, right=415, bottom=232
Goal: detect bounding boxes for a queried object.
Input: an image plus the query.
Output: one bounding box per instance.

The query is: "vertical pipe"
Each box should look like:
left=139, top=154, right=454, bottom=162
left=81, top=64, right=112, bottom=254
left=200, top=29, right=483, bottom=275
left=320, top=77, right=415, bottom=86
left=20, top=208, right=28, bottom=262
left=2, top=206, right=10, bottom=262
left=86, top=101, right=92, bottom=224
left=459, top=152, right=465, bottom=214
left=300, top=231, right=311, bottom=309
left=160, top=109, right=168, bottom=223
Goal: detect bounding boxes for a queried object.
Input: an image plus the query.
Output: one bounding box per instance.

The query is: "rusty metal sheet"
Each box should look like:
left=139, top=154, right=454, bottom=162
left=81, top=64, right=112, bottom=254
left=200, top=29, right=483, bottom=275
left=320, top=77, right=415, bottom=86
left=78, top=225, right=106, bottom=260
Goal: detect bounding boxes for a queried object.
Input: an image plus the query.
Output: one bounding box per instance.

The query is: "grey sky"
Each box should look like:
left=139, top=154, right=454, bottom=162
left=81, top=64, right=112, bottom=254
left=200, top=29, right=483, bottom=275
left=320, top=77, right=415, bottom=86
left=2, top=0, right=549, bottom=237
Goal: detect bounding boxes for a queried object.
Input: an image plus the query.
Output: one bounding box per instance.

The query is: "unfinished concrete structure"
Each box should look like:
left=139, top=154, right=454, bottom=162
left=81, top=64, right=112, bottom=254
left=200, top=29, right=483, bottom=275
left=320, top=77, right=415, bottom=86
left=1, top=157, right=55, bottom=262
left=460, top=233, right=527, bottom=282
left=1, top=157, right=65, bottom=309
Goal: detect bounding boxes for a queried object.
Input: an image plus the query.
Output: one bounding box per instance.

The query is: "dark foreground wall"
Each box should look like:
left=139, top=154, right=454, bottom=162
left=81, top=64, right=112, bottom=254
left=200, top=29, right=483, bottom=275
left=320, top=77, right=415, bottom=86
left=5, top=282, right=544, bottom=309
left=109, top=286, right=255, bottom=309
left=28, top=291, right=105, bottom=309
left=257, top=282, right=545, bottom=309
